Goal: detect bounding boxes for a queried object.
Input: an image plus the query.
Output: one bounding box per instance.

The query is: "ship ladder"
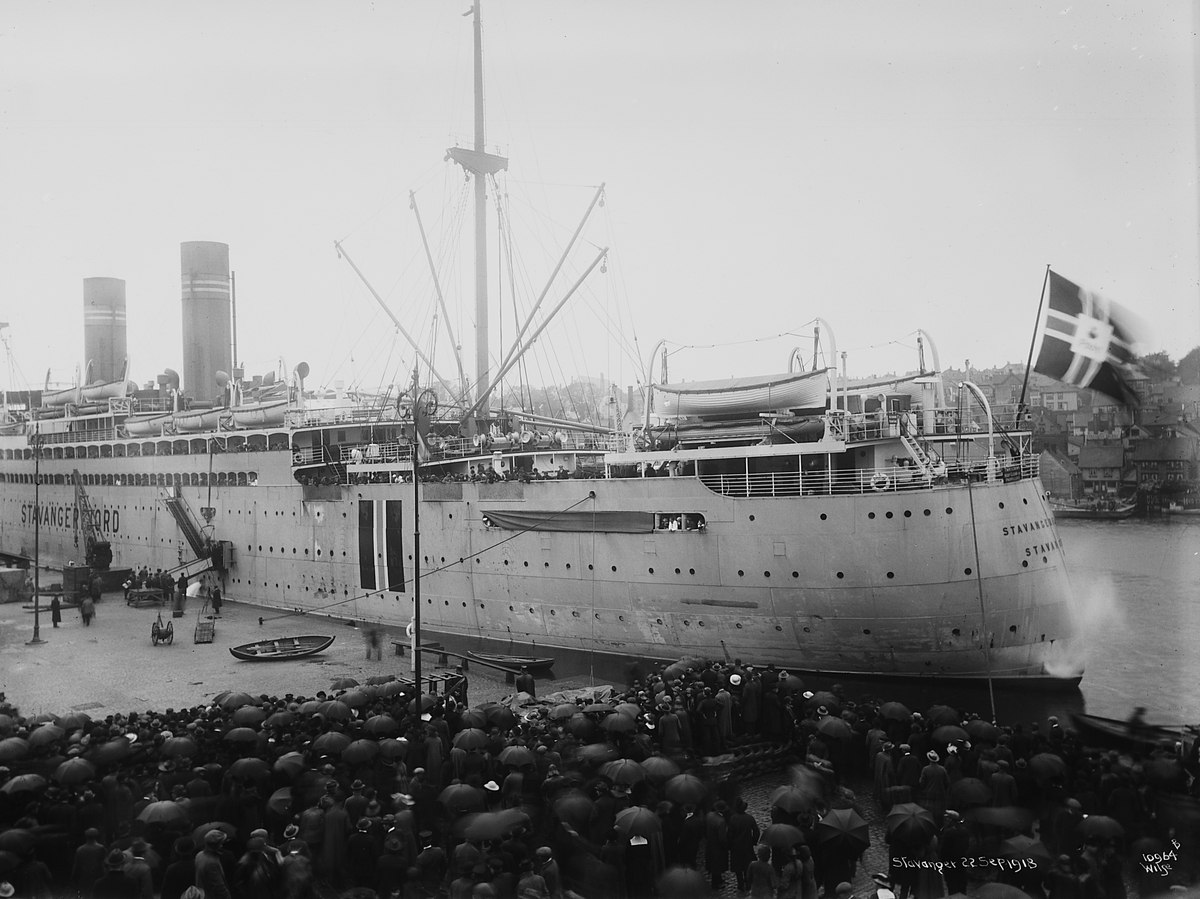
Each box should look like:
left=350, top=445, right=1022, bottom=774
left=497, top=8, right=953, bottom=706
left=161, top=490, right=210, bottom=558
left=899, top=434, right=946, bottom=480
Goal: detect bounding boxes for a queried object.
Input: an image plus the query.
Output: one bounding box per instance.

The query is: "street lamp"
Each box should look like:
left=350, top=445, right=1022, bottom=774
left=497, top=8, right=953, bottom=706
left=27, top=424, right=45, bottom=645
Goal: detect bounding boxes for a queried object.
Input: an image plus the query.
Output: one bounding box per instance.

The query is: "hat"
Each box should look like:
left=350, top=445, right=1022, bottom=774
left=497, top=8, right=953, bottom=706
left=926, top=750, right=939, bottom=761
left=351, top=779, right=365, bottom=791
left=944, top=810, right=961, bottom=820
left=484, top=780, right=500, bottom=792
left=946, top=744, right=957, bottom=754
left=158, top=760, right=176, bottom=772
left=174, top=837, right=196, bottom=856
left=802, top=691, right=814, bottom=700
left=105, top=849, right=126, bottom=870
left=283, top=824, right=299, bottom=839
left=365, top=800, right=382, bottom=816
left=0, top=884, right=13, bottom=899
left=204, top=829, right=227, bottom=847
left=836, top=884, right=853, bottom=897
left=817, top=706, right=829, bottom=716
left=385, top=836, right=403, bottom=852
left=536, top=847, right=553, bottom=860
left=728, top=674, right=742, bottom=686
left=872, top=874, right=891, bottom=888
left=247, top=837, right=265, bottom=851
left=899, top=744, right=911, bottom=752
left=357, top=818, right=371, bottom=832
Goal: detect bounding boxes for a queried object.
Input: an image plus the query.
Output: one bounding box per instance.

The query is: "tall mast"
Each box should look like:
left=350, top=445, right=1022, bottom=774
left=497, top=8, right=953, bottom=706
left=447, top=1, right=507, bottom=422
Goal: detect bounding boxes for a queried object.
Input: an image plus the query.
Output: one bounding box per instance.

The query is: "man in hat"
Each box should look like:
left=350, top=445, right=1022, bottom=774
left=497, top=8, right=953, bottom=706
left=123, top=839, right=155, bottom=899
left=939, top=812, right=969, bottom=893
left=234, top=836, right=278, bottom=899
left=535, top=847, right=561, bottom=899
left=322, top=795, right=351, bottom=886
left=194, top=830, right=232, bottom=899
left=346, top=818, right=379, bottom=888
left=72, top=828, right=108, bottom=899
left=93, top=849, right=140, bottom=899
left=159, top=837, right=197, bottom=899
left=376, top=834, right=409, bottom=898
left=919, top=749, right=949, bottom=821
left=873, top=743, right=896, bottom=810
left=870, top=873, right=896, bottom=899
left=704, top=799, right=731, bottom=889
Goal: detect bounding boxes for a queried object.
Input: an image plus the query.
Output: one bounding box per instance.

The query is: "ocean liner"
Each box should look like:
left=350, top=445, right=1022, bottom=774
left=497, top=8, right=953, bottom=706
left=0, top=6, right=1083, bottom=685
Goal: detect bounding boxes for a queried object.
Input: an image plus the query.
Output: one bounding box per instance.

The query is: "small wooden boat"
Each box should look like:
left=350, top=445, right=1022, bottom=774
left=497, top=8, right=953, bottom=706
left=230, top=634, right=335, bottom=661
left=124, top=412, right=174, bottom=437
left=1050, top=501, right=1136, bottom=520
left=467, top=650, right=555, bottom=672
left=1068, top=712, right=1197, bottom=754
left=231, top=399, right=289, bottom=429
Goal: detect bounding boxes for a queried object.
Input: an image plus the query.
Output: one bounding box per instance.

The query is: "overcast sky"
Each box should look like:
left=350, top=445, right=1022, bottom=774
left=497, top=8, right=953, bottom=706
left=2, top=1, right=1196, bottom=402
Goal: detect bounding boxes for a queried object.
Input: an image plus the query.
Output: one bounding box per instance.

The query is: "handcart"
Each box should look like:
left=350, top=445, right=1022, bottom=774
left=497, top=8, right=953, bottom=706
left=151, top=609, right=174, bottom=646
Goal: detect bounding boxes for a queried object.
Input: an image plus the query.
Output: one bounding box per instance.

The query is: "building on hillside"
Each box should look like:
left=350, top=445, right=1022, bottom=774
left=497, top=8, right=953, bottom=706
left=1130, top=437, right=1198, bottom=488
left=1039, top=450, right=1081, bottom=500
left=1077, top=444, right=1125, bottom=495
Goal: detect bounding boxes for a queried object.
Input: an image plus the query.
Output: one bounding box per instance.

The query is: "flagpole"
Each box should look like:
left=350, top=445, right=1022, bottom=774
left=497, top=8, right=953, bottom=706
left=411, top=367, right=422, bottom=702
left=1017, top=265, right=1053, bottom=416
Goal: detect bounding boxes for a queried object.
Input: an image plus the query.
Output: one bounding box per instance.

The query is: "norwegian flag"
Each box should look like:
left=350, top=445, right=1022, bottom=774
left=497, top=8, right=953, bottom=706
left=1032, top=271, right=1147, bottom=406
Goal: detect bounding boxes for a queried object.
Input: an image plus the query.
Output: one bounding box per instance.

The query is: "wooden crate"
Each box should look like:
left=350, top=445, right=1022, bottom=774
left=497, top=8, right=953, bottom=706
left=194, top=619, right=215, bottom=644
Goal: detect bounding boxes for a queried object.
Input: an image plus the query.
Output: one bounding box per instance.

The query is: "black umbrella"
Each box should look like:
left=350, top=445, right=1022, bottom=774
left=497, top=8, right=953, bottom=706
left=885, top=802, right=936, bottom=847
left=760, top=823, right=804, bottom=848
left=816, top=808, right=870, bottom=851
left=438, top=783, right=485, bottom=815
left=553, top=791, right=596, bottom=831
left=964, top=719, right=1000, bottom=742
left=931, top=725, right=969, bottom=745
left=769, top=787, right=814, bottom=815
left=657, top=866, right=711, bottom=899
left=999, top=834, right=1053, bottom=869
left=615, top=807, right=662, bottom=838
left=664, top=774, right=708, bottom=806
left=228, top=757, right=271, bottom=780
left=924, top=705, right=959, bottom=726
left=947, top=777, right=991, bottom=809
left=452, top=728, right=489, bottom=751
left=878, top=702, right=912, bottom=722
left=1076, top=815, right=1124, bottom=841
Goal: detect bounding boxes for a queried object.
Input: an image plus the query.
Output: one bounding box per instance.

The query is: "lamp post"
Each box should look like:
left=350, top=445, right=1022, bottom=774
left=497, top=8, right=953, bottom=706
left=27, top=425, right=45, bottom=645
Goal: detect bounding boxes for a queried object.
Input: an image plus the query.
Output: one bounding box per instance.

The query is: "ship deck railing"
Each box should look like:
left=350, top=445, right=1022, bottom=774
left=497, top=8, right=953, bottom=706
left=695, top=454, right=1039, bottom=498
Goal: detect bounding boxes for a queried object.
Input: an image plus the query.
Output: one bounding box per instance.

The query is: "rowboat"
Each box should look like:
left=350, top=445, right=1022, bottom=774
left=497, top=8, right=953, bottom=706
left=1068, top=712, right=1197, bottom=754
left=1050, top=501, right=1136, bottom=520
left=467, top=651, right=555, bottom=672
left=230, top=634, right=335, bottom=661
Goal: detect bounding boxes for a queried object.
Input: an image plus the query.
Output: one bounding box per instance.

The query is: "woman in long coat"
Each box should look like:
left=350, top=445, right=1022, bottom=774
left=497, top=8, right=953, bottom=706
left=50, top=596, right=62, bottom=627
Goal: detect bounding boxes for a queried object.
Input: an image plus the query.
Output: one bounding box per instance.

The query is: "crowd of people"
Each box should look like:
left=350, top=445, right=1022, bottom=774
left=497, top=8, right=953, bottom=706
left=0, top=657, right=1197, bottom=899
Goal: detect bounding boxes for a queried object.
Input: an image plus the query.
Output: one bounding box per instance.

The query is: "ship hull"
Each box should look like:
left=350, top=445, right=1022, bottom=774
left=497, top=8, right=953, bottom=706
left=0, top=441, right=1083, bottom=684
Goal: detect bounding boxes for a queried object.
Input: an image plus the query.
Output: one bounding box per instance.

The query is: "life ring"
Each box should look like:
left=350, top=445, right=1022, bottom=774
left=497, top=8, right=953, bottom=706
left=472, top=434, right=482, bottom=447
left=871, top=474, right=890, bottom=492
left=405, top=621, right=415, bottom=639
left=520, top=430, right=533, bottom=445
left=292, top=452, right=303, bottom=465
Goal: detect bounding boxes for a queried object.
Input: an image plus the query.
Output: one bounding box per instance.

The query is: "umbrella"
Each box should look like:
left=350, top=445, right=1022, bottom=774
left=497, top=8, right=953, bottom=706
left=342, top=740, right=380, bottom=765
left=760, top=823, right=805, bottom=848
left=408, top=695, right=437, bottom=713
left=947, top=778, right=991, bottom=809
left=616, top=703, right=643, bottom=719
left=575, top=743, right=617, bottom=765
left=317, top=700, right=352, bottom=721
left=228, top=757, right=271, bottom=780
left=554, top=791, right=597, bottom=831
left=88, top=737, right=132, bottom=764
left=267, top=787, right=294, bottom=817
left=160, top=736, right=199, bottom=759
left=964, top=720, right=1001, bottom=742
left=974, top=884, right=1036, bottom=899
left=218, top=692, right=257, bottom=711
left=452, top=812, right=505, bottom=841
left=780, top=674, right=806, bottom=692
left=641, top=755, right=680, bottom=783
left=816, top=717, right=852, bottom=740
left=223, top=727, right=260, bottom=744
left=339, top=691, right=370, bottom=709
left=365, top=715, right=400, bottom=738
left=878, top=702, right=912, bottom=721
left=1076, top=815, right=1124, bottom=841
left=804, top=692, right=839, bottom=713
left=498, top=746, right=536, bottom=768
left=231, top=706, right=266, bottom=728
left=57, top=712, right=92, bottom=732
left=583, top=703, right=615, bottom=714
left=0, top=851, right=20, bottom=875
left=27, top=724, right=65, bottom=749
left=366, top=674, right=396, bottom=685
left=311, top=732, right=352, bottom=755
left=52, top=757, right=96, bottom=786
left=379, top=739, right=409, bottom=760
left=331, top=677, right=360, bottom=690
left=192, top=822, right=237, bottom=845
left=566, top=715, right=599, bottom=740
left=615, top=806, right=662, bottom=838
left=924, top=705, right=960, bottom=726
left=999, top=834, right=1053, bottom=869
left=550, top=704, right=579, bottom=720
left=453, top=728, right=490, bottom=751
left=459, top=709, right=488, bottom=728
left=0, top=737, right=29, bottom=762
left=439, top=783, right=485, bottom=815
left=965, top=806, right=1036, bottom=830
left=665, top=774, right=709, bottom=806
left=0, top=830, right=36, bottom=854
left=0, top=774, right=47, bottom=794
left=1144, top=759, right=1187, bottom=790
left=273, top=752, right=307, bottom=778
left=885, top=803, right=937, bottom=847
left=138, top=800, right=189, bottom=828
left=485, top=707, right=517, bottom=731
left=657, top=866, right=711, bottom=899
left=377, top=681, right=408, bottom=698
left=298, top=701, right=323, bottom=715
left=265, top=711, right=295, bottom=729
left=600, top=759, right=647, bottom=785
left=932, top=725, right=969, bottom=745
left=770, top=786, right=814, bottom=815
left=601, top=713, right=637, bottom=734
left=817, top=808, right=870, bottom=851
left=1028, top=753, right=1067, bottom=781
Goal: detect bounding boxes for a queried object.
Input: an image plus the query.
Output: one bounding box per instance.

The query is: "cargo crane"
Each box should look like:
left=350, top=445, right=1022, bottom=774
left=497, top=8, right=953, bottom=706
left=72, top=469, right=112, bottom=569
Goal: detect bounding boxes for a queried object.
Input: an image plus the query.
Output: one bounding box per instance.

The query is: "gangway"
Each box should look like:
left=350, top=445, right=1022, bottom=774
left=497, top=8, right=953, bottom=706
left=161, top=489, right=209, bottom=558
left=72, top=469, right=113, bottom=569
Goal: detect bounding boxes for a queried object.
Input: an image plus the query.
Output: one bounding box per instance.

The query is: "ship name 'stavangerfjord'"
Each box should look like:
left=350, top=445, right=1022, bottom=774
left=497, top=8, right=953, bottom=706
left=0, top=4, right=1086, bottom=686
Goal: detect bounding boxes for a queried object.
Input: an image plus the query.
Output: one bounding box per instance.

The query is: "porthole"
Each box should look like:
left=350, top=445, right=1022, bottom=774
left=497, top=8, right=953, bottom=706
left=820, top=513, right=827, bottom=521
left=698, top=621, right=705, bottom=627
left=1042, top=556, right=1048, bottom=563
left=675, top=568, right=681, bottom=574
left=503, top=560, right=509, bottom=566
left=886, top=571, right=895, bottom=579
left=964, top=567, right=972, bottom=575
left=952, top=628, right=961, bottom=636
left=529, top=608, right=535, bottom=614
left=775, top=625, right=783, bottom=631
left=656, top=618, right=663, bottom=625
left=904, top=510, right=912, bottom=518
left=862, top=629, right=871, bottom=635
left=1022, top=560, right=1028, bottom=568
left=885, top=511, right=893, bottom=519
left=924, top=509, right=931, bottom=516
left=566, top=563, right=571, bottom=570
left=748, top=515, right=755, bottom=522
left=1008, top=625, right=1017, bottom=632
left=735, top=623, right=742, bottom=629
left=611, top=566, right=617, bottom=572
left=803, top=626, right=810, bottom=633
left=998, top=502, right=1005, bottom=509
left=764, top=571, right=770, bottom=578
left=649, top=568, right=654, bottom=574
left=523, top=561, right=529, bottom=567
left=868, top=512, right=876, bottom=520
left=543, top=562, right=549, bottom=568
left=689, top=568, right=695, bottom=575
left=946, top=508, right=953, bottom=515
left=509, top=606, right=514, bottom=611
left=683, top=620, right=690, bottom=626
left=550, top=610, right=556, bottom=615
left=462, top=602, right=466, bottom=608
left=588, top=564, right=594, bottom=571
left=619, top=615, right=625, bottom=622
left=836, top=572, right=844, bottom=579
left=792, top=571, right=799, bottom=578
left=737, top=570, right=744, bottom=577
left=1023, top=498, right=1029, bottom=505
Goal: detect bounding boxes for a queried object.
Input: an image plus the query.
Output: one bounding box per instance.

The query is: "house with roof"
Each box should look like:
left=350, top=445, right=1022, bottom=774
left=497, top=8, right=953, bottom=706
left=1130, top=437, right=1198, bottom=488
left=1077, top=444, right=1125, bottom=495
left=1039, top=449, right=1081, bottom=500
